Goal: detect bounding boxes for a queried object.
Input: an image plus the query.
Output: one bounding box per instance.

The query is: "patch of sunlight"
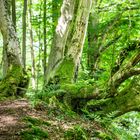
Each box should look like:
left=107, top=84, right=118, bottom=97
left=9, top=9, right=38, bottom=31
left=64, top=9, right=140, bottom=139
left=0, top=115, right=17, bottom=127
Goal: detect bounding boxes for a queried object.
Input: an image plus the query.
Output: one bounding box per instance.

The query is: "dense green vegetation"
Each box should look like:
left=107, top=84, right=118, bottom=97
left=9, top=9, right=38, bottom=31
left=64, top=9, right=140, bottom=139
left=0, top=0, right=140, bottom=139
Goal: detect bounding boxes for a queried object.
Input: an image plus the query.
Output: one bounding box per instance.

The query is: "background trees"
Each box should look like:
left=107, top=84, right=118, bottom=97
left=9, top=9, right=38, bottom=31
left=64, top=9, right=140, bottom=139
left=0, top=0, right=140, bottom=139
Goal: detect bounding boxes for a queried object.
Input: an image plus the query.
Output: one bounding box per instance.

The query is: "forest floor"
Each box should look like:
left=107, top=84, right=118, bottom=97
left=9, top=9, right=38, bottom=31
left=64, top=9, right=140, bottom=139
left=0, top=98, right=103, bottom=140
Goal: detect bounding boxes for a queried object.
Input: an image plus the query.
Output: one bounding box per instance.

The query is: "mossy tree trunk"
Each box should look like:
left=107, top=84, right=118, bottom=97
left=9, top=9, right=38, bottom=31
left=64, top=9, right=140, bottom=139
left=46, top=0, right=92, bottom=85
left=107, top=48, right=140, bottom=97
left=49, top=46, right=140, bottom=117
left=0, top=0, right=29, bottom=96
left=86, top=78, right=140, bottom=117
left=45, top=0, right=140, bottom=117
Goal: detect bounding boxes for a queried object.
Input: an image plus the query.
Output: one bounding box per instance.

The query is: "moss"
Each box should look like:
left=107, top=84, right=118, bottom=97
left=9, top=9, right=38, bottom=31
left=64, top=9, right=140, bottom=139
left=55, top=58, right=75, bottom=84
left=59, top=83, right=98, bottom=110
left=86, top=82, right=140, bottom=117
left=61, top=83, right=94, bottom=98
left=0, top=65, right=29, bottom=96
left=21, top=116, right=50, bottom=139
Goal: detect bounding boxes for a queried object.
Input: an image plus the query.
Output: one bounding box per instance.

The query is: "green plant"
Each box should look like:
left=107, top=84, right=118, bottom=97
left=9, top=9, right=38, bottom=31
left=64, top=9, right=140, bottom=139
left=64, top=125, right=88, bottom=140
left=21, top=125, right=48, bottom=140
left=24, top=116, right=51, bottom=126
left=21, top=116, right=50, bottom=140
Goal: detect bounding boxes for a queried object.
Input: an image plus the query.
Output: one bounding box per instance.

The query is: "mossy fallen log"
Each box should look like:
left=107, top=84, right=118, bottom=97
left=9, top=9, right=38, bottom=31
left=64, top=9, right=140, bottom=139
left=46, top=81, right=140, bottom=117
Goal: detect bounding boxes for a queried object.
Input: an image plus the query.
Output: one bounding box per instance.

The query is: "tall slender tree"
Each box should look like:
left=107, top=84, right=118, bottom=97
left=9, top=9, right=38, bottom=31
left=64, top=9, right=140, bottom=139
left=22, top=0, right=28, bottom=69
left=43, top=0, right=47, bottom=85
left=28, top=0, right=36, bottom=89
left=36, top=5, right=42, bottom=90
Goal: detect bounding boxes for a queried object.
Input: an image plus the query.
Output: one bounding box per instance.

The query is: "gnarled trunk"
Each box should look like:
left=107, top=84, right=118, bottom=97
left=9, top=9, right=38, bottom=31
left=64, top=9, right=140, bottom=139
left=0, top=0, right=29, bottom=96
left=45, top=0, right=140, bottom=119
left=46, top=0, right=92, bottom=85
left=86, top=78, right=140, bottom=117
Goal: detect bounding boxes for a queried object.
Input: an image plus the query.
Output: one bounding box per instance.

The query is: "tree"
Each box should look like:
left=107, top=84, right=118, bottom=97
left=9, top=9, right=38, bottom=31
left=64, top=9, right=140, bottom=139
left=12, top=0, right=16, bottom=29
left=43, top=0, right=47, bottom=85
left=45, top=0, right=140, bottom=117
left=46, top=0, right=92, bottom=85
left=0, top=0, right=29, bottom=96
left=28, top=0, right=36, bottom=89
left=22, top=0, right=27, bottom=69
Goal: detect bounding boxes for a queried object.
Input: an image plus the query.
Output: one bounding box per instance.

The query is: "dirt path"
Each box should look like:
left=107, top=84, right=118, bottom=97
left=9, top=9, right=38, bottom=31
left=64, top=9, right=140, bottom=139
left=0, top=99, right=38, bottom=140
left=0, top=98, right=102, bottom=140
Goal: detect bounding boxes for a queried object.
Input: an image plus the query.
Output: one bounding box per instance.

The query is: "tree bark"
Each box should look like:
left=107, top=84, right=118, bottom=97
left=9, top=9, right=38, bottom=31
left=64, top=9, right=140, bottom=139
left=107, top=49, right=140, bottom=96
left=29, top=0, right=36, bottom=89
left=46, top=0, right=92, bottom=85
left=45, top=0, right=140, bottom=118
left=0, top=0, right=29, bottom=96
left=11, top=0, right=16, bottom=29
left=22, top=0, right=27, bottom=69
left=86, top=78, right=140, bottom=117
left=43, top=0, right=47, bottom=85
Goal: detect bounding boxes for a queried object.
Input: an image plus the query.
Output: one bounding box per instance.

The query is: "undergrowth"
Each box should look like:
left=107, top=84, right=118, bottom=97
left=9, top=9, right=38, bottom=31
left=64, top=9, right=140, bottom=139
left=64, top=125, right=88, bottom=140
left=25, top=88, right=140, bottom=140
left=21, top=116, right=50, bottom=140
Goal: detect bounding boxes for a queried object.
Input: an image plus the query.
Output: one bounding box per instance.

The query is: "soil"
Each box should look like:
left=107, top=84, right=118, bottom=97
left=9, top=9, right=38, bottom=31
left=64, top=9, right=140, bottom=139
left=0, top=98, right=101, bottom=140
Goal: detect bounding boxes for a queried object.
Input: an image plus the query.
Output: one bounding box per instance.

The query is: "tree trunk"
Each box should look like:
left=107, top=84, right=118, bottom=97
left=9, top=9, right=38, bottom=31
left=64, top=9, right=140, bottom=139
left=45, top=0, right=140, bottom=118
left=29, top=0, right=36, bottom=89
left=86, top=78, right=140, bottom=117
left=11, top=0, right=16, bottom=29
left=107, top=49, right=140, bottom=97
left=0, top=0, right=29, bottom=96
left=43, top=0, right=47, bottom=85
left=36, top=5, right=42, bottom=90
left=47, top=47, right=140, bottom=117
left=22, top=0, right=27, bottom=69
left=52, top=0, right=62, bottom=35
left=49, top=77, right=140, bottom=117
left=87, top=3, right=99, bottom=75
left=46, top=0, right=92, bottom=85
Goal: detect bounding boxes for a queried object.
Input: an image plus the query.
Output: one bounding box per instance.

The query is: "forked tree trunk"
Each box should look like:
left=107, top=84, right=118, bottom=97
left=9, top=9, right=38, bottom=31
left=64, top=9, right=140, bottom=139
left=48, top=48, right=140, bottom=117
left=44, top=0, right=140, bottom=118
left=0, top=0, right=29, bottom=96
left=46, top=0, right=92, bottom=85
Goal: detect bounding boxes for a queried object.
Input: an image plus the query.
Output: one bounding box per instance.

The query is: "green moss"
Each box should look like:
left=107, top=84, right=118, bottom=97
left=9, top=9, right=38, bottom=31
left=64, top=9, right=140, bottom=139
left=61, top=83, right=94, bottom=98
left=0, top=65, right=29, bottom=96
left=58, top=83, right=96, bottom=109
left=55, top=58, right=75, bottom=84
